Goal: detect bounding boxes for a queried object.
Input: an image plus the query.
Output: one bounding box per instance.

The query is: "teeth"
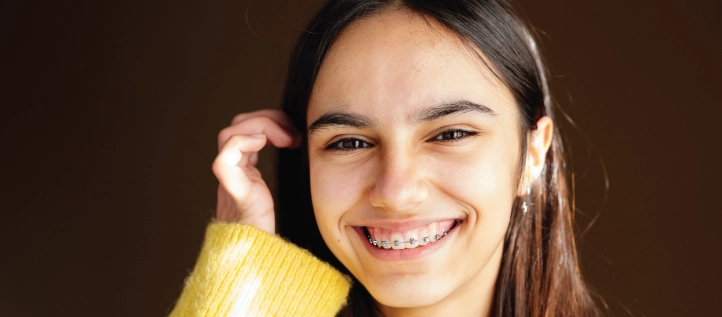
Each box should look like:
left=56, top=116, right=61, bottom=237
left=419, top=227, right=430, bottom=246
left=391, top=233, right=404, bottom=249
left=365, top=221, right=456, bottom=249
left=406, top=232, right=419, bottom=249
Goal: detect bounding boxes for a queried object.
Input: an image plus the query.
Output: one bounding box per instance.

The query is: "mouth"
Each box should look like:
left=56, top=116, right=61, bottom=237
left=359, top=219, right=461, bottom=250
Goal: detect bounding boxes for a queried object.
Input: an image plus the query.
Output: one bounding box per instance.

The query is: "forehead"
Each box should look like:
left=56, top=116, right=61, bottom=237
left=307, top=9, right=516, bottom=123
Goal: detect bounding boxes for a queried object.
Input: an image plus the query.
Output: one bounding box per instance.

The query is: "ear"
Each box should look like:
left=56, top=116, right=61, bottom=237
left=519, top=116, right=554, bottom=194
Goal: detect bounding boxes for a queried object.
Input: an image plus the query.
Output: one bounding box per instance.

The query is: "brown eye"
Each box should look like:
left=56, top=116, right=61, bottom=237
left=430, top=129, right=477, bottom=142
left=326, top=138, right=374, bottom=151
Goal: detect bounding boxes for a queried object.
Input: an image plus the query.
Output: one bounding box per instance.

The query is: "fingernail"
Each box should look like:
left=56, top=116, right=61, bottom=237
left=250, top=134, right=266, bottom=139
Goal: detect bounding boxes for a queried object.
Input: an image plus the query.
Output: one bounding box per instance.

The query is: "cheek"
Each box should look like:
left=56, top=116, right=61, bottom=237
left=427, top=142, right=518, bottom=223
left=309, top=157, right=371, bottom=230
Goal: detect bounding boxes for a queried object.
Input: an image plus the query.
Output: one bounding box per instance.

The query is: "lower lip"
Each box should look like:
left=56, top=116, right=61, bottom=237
left=353, top=224, right=458, bottom=262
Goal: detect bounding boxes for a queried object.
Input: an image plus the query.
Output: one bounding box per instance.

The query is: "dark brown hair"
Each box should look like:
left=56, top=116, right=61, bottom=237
left=275, top=0, right=603, bottom=316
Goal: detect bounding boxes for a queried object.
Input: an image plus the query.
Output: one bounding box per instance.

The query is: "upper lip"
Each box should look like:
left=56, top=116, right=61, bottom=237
left=352, top=218, right=462, bottom=232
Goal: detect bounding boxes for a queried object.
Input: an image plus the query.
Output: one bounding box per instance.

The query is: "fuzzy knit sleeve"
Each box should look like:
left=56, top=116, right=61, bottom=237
left=169, top=222, right=352, bottom=317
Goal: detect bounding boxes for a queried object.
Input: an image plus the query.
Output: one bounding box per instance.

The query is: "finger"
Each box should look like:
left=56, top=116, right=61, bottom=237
left=248, top=151, right=259, bottom=167
left=220, top=134, right=267, bottom=169
left=231, top=110, right=302, bottom=147
left=212, top=134, right=267, bottom=197
left=231, top=110, right=295, bottom=131
left=218, top=116, right=299, bottom=151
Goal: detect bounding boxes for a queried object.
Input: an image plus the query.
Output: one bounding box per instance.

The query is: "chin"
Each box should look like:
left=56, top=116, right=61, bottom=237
left=363, top=274, right=453, bottom=308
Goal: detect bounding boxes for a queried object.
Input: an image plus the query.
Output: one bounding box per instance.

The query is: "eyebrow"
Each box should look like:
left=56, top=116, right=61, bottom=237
left=308, top=112, right=375, bottom=134
left=307, top=100, right=496, bottom=134
left=414, top=100, right=497, bottom=122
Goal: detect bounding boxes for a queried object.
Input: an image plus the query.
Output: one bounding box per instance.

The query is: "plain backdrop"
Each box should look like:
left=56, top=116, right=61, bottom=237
left=2, top=0, right=720, bottom=316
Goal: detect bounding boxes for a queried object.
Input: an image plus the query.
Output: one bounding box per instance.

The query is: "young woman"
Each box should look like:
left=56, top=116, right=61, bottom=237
left=170, top=0, right=603, bottom=316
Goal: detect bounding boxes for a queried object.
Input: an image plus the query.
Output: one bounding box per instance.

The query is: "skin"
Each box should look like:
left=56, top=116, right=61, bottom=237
left=213, top=8, right=553, bottom=317
left=305, top=9, right=553, bottom=317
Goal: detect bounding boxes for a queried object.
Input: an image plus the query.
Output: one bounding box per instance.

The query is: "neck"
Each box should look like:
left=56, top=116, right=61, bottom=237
left=376, top=242, right=504, bottom=317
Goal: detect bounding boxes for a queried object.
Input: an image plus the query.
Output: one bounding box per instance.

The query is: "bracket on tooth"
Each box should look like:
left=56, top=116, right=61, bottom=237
left=370, top=233, right=447, bottom=247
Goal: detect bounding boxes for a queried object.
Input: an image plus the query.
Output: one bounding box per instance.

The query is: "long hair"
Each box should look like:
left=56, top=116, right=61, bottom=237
left=275, top=1, right=602, bottom=316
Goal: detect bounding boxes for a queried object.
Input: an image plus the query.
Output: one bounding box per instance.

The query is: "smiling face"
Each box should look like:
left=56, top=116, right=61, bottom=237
left=306, top=9, right=524, bottom=315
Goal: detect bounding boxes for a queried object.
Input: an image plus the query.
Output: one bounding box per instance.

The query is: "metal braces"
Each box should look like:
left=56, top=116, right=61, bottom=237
left=367, top=230, right=448, bottom=248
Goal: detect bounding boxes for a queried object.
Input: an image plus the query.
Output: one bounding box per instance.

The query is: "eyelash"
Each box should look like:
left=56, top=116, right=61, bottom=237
left=324, top=129, right=478, bottom=152
left=325, top=138, right=374, bottom=152
left=428, top=129, right=478, bottom=142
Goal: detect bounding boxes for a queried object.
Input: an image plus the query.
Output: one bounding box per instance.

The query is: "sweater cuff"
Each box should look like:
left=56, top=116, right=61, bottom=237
left=170, top=222, right=351, bottom=317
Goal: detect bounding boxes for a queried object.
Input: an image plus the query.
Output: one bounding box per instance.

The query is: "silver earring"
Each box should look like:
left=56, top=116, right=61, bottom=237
left=522, top=201, right=528, bottom=213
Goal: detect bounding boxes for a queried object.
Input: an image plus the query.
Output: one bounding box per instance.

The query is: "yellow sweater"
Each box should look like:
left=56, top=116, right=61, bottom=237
left=169, top=222, right=352, bottom=316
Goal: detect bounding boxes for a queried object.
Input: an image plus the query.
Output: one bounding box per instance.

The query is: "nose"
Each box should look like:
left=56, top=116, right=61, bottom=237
left=369, top=148, right=430, bottom=212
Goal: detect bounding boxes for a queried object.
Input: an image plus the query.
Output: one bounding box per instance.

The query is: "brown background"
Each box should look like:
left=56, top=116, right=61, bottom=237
left=2, top=0, right=720, bottom=316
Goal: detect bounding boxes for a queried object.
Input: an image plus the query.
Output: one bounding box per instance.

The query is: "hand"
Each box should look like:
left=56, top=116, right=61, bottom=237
left=212, top=110, right=301, bottom=234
